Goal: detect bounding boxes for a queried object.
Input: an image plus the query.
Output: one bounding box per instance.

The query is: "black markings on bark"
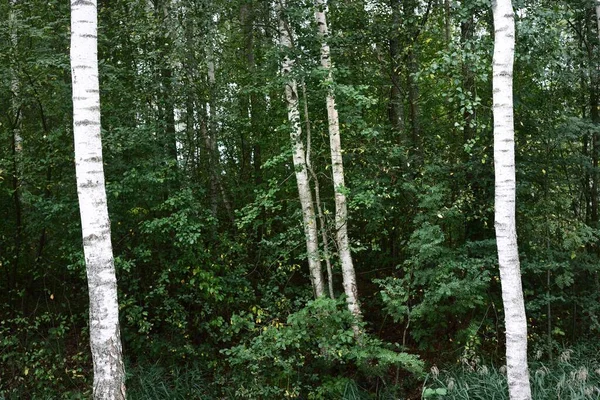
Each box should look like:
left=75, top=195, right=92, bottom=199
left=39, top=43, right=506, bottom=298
left=83, top=233, right=100, bottom=245
left=80, top=180, right=98, bottom=188
left=72, top=0, right=95, bottom=6
left=75, top=119, right=100, bottom=126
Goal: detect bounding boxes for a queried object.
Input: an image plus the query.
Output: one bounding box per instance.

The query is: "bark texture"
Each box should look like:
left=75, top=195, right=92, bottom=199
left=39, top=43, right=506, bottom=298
left=314, top=0, right=362, bottom=318
left=9, top=0, right=22, bottom=292
left=70, top=1, right=126, bottom=398
left=388, top=0, right=405, bottom=134
left=279, top=3, right=326, bottom=298
left=303, top=82, right=335, bottom=299
left=596, top=0, right=600, bottom=36
left=492, top=0, right=532, bottom=399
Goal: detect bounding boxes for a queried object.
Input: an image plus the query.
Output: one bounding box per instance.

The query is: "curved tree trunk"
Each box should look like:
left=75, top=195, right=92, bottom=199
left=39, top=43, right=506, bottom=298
left=314, top=0, right=362, bottom=321
left=278, top=2, right=325, bottom=298
left=492, top=0, right=532, bottom=399
left=70, top=1, right=126, bottom=398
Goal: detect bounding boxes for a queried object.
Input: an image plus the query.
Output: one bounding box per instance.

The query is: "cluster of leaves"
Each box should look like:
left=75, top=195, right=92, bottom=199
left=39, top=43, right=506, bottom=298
left=223, top=297, right=423, bottom=398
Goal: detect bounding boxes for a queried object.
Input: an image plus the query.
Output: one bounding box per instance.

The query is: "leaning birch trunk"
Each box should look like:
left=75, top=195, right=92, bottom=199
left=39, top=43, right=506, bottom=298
left=70, top=1, right=126, bottom=398
left=492, top=0, right=532, bottom=399
left=278, top=3, right=325, bottom=298
left=314, top=0, right=362, bottom=319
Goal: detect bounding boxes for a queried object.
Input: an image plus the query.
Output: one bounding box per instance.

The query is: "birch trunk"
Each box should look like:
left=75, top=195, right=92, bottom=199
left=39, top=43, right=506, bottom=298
left=278, top=3, right=325, bottom=298
left=70, top=1, right=126, bottom=398
left=205, top=44, right=235, bottom=224
left=492, top=0, right=532, bottom=398
left=314, top=0, right=362, bottom=318
left=388, top=0, right=405, bottom=134
left=302, top=82, right=335, bottom=299
left=596, top=1, right=600, bottom=40
left=9, top=0, right=22, bottom=291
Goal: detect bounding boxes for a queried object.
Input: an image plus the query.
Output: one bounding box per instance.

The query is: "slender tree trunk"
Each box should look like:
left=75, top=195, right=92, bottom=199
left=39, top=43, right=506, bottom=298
left=302, top=82, right=335, bottom=299
left=241, top=1, right=265, bottom=244
left=278, top=3, right=325, bottom=298
left=161, top=1, right=178, bottom=168
left=8, top=0, right=22, bottom=292
left=242, top=1, right=263, bottom=186
left=205, top=46, right=235, bottom=224
left=461, top=15, right=475, bottom=143
left=206, top=45, right=220, bottom=218
left=591, top=4, right=600, bottom=228
left=596, top=0, right=600, bottom=46
left=183, top=9, right=198, bottom=175
left=9, top=112, right=21, bottom=292
left=592, top=1, right=600, bottom=302
left=70, top=1, right=126, bottom=398
left=388, top=0, right=405, bottom=134
left=406, top=49, right=420, bottom=149
left=444, top=0, right=451, bottom=44
left=492, top=0, right=531, bottom=398
left=314, top=0, right=362, bottom=319
left=403, top=0, right=421, bottom=153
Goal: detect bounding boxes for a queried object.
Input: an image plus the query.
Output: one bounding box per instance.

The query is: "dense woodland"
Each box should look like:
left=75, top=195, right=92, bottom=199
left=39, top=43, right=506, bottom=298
left=1, top=0, right=600, bottom=398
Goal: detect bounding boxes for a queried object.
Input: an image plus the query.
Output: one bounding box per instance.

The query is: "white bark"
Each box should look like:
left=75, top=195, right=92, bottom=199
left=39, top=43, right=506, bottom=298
left=9, top=0, right=21, bottom=151
left=492, top=0, right=531, bottom=399
left=596, top=0, right=600, bottom=39
left=278, top=3, right=326, bottom=298
left=303, top=82, right=335, bottom=299
left=314, top=0, right=362, bottom=319
left=70, top=1, right=126, bottom=398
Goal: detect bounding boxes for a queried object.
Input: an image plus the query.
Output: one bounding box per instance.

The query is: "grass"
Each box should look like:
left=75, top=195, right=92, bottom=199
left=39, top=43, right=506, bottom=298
left=3, top=343, right=599, bottom=399
left=422, top=344, right=600, bottom=399
left=126, top=363, right=219, bottom=400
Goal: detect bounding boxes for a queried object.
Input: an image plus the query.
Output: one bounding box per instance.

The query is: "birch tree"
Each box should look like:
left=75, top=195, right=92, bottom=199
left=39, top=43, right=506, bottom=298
left=70, top=0, right=126, bottom=398
left=278, top=2, right=326, bottom=298
left=314, top=0, right=362, bottom=318
left=596, top=1, right=600, bottom=38
left=303, top=83, right=335, bottom=299
left=492, top=0, right=532, bottom=398
left=8, top=0, right=22, bottom=291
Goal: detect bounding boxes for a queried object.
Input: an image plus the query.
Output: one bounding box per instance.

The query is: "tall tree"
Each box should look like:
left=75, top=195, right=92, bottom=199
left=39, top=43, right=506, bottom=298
left=303, top=82, right=335, bottom=299
left=596, top=0, right=600, bottom=39
left=388, top=0, right=405, bottom=134
left=492, top=0, right=531, bottom=398
left=279, top=1, right=326, bottom=298
left=70, top=0, right=126, bottom=398
left=314, top=0, right=362, bottom=319
left=8, top=0, right=22, bottom=292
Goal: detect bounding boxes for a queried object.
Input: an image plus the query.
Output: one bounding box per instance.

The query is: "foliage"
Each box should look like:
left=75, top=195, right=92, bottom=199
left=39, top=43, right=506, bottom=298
left=1, top=0, right=600, bottom=397
left=223, top=297, right=423, bottom=399
left=0, top=311, right=90, bottom=399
